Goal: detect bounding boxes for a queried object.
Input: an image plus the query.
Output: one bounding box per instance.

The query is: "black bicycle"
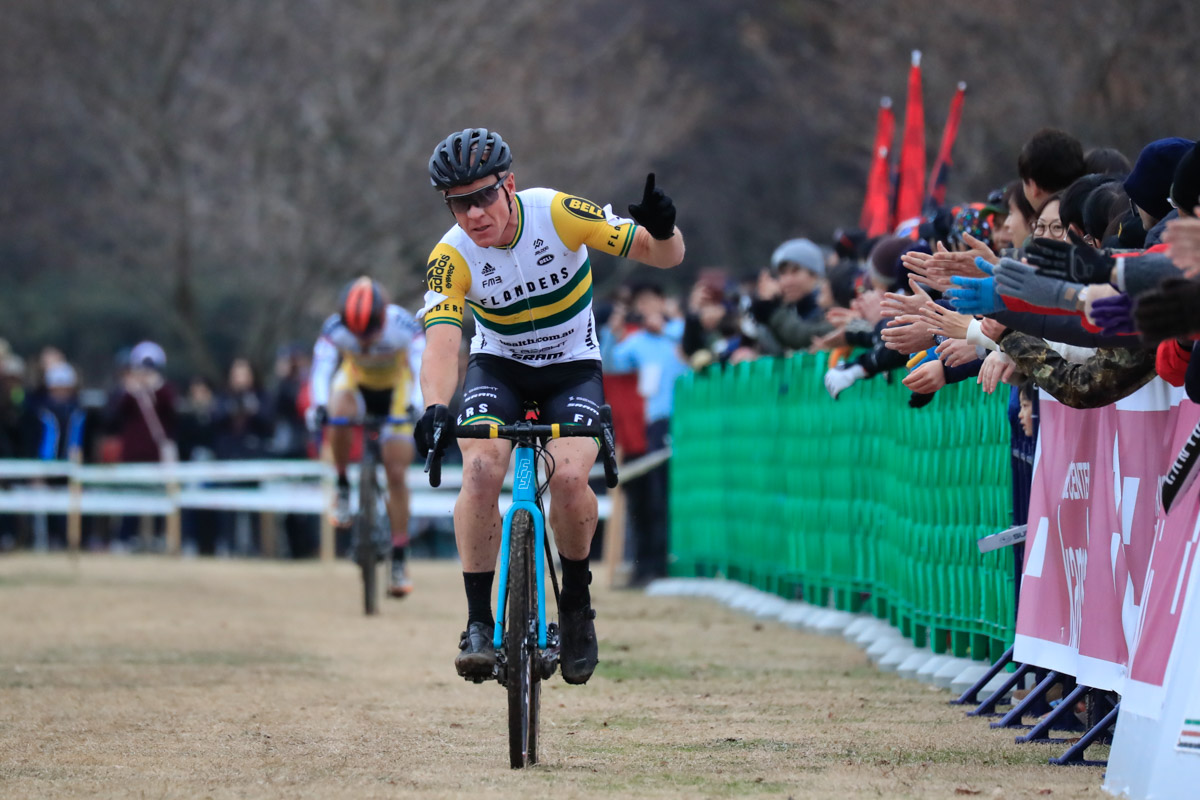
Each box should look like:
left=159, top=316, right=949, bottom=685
left=328, top=415, right=403, bottom=616
left=425, top=405, right=618, bottom=768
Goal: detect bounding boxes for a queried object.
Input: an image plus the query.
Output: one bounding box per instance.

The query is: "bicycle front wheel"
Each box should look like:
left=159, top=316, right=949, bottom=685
left=357, top=453, right=379, bottom=616
left=506, top=508, right=540, bottom=768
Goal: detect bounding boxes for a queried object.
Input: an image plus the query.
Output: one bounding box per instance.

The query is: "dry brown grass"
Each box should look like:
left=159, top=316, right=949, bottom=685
left=0, top=555, right=1105, bottom=799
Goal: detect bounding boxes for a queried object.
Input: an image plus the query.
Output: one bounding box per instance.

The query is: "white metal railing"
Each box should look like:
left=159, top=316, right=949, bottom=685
left=0, top=452, right=668, bottom=560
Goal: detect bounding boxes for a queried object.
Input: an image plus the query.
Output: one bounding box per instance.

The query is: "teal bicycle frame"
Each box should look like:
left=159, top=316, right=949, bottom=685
left=493, top=444, right=548, bottom=649
left=423, top=409, right=619, bottom=769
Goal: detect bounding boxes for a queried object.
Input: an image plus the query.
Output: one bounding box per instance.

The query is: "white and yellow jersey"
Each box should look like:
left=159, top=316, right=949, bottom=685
left=310, top=304, right=424, bottom=407
left=419, top=188, right=638, bottom=365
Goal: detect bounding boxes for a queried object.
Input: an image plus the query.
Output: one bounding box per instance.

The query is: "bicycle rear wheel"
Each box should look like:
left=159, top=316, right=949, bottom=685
left=357, top=450, right=379, bottom=616
left=506, top=509, right=540, bottom=768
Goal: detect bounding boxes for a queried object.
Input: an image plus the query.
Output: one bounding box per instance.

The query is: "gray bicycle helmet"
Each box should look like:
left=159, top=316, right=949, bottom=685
left=428, top=128, right=512, bottom=189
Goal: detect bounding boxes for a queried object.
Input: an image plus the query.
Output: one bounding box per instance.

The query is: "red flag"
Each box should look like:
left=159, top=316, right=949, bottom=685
left=925, top=81, right=967, bottom=213
left=860, top=97, right=894, bottom=237
left=892, top=50, right=925, bottom=229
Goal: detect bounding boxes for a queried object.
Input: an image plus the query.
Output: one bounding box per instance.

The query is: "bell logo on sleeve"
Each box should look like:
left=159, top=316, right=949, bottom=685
left=561, top=196, right=605, bottom=221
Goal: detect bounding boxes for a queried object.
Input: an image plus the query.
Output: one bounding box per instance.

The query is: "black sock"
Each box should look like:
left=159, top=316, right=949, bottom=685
left=336, top=472, right=349, bottom=489
left=463, top=571, right=495, bottom=626
left=392, top=544, right=407, bottom=562
left=558, top=553, right=591, bottom=611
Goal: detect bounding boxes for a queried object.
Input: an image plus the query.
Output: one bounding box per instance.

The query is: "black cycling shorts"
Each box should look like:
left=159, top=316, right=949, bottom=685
left=458, top=354, right=605, bottom=427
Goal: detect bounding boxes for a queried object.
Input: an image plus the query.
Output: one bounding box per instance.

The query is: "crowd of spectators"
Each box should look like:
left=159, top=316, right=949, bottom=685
left=598, top=127, right=1200, bottom=583
left=0, top=339, right=316, bottom=555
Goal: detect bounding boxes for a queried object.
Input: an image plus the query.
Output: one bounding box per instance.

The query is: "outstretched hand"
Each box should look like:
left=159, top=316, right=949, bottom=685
left=1132, top=278, right=1200, bottom=342
left=628, top=173, right=677, bottom=240
left=1089, top=292, right=1136, bottom=335
left=936, top=338, right=980, bottom=368
left=901, top=250, right=952, bottom=292
left=977, top=351, right=1017, bottom=394
left=881, top=315, right=936, bottom=353
left=903, top=243, right=992, bottom=292
left=881, top=276, right=932, bottom=319
left=902, top=358, right=946, bottom=394
left=919, top=301, right=971, bottom=339
left=945, top=265, right=1003, bottom=315
left=1165, top=213, right=1200, bottom=277
left=933, top=235, right=997, bottom=275
left=994, top=257, right=1086, bottom=312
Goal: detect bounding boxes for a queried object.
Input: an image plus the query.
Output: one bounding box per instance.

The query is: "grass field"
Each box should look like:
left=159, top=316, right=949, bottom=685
left=0, top=555, right=1105, bottom=799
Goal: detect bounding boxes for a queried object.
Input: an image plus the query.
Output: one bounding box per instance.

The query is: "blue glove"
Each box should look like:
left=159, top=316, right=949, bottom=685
left=943, top=256, right=1002, bottom=314
left=945, top=275, right=1003, bottom=315
left=973, top=256, right=995, bottom=276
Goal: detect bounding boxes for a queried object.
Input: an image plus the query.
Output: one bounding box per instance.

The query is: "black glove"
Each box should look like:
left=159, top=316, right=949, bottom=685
left=627, top=173, right=676, bottom=240
left=1132, top=278, right=1200, bottom=343
left=414, top=404, right=453, bottom=458
left=748, top=297, right=780, bottom=323
left=305, top=404, right=328, bottom=433
left=1025, top=230, right=1115, bottom=284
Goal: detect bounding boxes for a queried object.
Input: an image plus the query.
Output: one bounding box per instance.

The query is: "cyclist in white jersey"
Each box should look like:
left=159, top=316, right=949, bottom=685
left=308, top=277, right=424, bottom=597
left=413, top=128, right=685, bottom=684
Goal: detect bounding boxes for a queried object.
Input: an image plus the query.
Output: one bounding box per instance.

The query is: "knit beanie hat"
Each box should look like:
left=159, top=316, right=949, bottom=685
left=770, top=238, right=825, bottom=277
left=1124, top=137, right=1194, bottom=221
left=867, top=235, right=911, bottom=290
left=949, top=205, right=995, bottom=251
left=1170, top=140, right=1200, bottom=218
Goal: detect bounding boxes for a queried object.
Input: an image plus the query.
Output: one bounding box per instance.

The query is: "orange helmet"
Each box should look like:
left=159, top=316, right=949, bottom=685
left=339, top=277, right=387, bottom=337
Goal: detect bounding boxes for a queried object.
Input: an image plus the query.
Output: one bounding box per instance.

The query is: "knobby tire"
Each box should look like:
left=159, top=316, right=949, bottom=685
left=358, top=449, right=379, bottom=616
left=506, top=509, right=540, bottom=768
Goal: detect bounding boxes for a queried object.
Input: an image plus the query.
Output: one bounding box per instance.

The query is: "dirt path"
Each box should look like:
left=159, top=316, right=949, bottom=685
left=0, top=555, right=1104, bottom=799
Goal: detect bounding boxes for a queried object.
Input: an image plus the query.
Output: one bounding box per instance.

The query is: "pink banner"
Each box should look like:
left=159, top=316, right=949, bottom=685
left=1015, top=381, right=1200, bottom=718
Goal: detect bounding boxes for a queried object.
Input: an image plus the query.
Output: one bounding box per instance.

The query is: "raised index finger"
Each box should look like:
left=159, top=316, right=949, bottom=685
left=642, top=173, right=657, bottom=201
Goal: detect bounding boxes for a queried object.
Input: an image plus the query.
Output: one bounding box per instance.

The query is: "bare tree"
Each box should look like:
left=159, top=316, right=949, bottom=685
left=1, top=0, right=1196, bottom=379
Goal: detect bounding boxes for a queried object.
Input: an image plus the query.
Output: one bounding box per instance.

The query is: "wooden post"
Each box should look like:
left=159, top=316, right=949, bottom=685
left=162, top=443, right=181, bottom=556
left=165, top=481, right=182, bottom=556
left=260, top=511, right=277, bottom=558
left=139, top=514, right=154, bottom=550
left=319, top=467, right=335, bottom=562
left=66, top=447, right=83, bottom=556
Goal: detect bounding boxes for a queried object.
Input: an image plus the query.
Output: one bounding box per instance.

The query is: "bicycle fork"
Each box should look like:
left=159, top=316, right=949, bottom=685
left=494, top=445, right=548, bottom=651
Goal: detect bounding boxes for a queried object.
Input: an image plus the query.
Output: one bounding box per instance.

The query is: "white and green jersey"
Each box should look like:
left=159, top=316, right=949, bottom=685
left=418, top=187, right=638, bottom=364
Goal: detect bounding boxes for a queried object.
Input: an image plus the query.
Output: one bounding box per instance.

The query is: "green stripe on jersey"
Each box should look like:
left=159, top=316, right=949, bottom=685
left=474, top=261, right=590, bottom=318
left=470, top=286, right=593, bottom=336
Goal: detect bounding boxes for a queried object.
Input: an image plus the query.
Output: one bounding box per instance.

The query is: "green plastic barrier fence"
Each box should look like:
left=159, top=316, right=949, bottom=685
left=669, top=352, right=1014, bottom=662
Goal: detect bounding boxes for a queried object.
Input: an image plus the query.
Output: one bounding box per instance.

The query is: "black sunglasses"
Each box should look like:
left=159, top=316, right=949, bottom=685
left=444, top=177, right=506, bottom=215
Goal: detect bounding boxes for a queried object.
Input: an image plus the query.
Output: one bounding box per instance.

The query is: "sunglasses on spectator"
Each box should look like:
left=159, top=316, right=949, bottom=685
left=444, top=177, right=506, bottom=215
left=1032, top=220, right=1066, bottom=238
